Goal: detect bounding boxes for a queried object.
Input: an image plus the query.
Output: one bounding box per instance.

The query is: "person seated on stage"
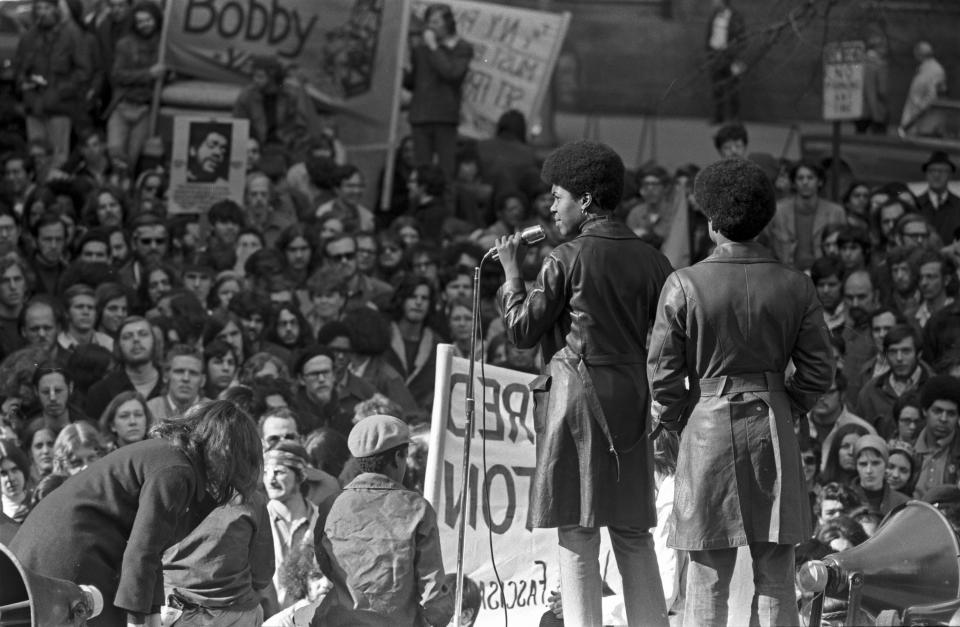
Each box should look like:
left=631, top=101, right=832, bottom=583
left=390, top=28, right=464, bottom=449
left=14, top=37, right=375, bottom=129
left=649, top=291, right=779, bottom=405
left=849, top=434, right=909, bottom=518
left=314, top=414, right=453, bottom=625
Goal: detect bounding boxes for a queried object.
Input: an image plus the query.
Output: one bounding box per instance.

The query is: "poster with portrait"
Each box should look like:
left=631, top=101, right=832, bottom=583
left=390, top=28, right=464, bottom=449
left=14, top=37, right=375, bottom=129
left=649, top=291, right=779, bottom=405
left=168, top=116, right=249, bottom=215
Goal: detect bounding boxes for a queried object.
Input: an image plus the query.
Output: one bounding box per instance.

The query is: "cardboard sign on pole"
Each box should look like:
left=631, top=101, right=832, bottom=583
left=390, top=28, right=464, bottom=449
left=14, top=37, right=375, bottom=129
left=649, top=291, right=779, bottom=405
left=823, top=41, right=865, bottom=121
left=167, top=116, right=248, bottom=215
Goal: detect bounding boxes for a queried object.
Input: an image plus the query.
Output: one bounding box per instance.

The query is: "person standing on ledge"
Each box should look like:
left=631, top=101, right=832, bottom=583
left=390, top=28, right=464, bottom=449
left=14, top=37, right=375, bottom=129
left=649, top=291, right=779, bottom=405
left=495, top=140, right=672, bottom=626
left=648, top=158, right=834, bottom=626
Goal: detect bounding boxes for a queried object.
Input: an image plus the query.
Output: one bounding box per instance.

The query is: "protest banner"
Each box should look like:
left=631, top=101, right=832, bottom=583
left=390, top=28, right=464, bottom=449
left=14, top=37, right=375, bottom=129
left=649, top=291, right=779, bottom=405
left=162, top=0, right=409, bottom=209
left=410, top=0, right=570, bottom=139
left=425, top=344, right=626, bottom=625
left=168, top=116, right=248, bottom=215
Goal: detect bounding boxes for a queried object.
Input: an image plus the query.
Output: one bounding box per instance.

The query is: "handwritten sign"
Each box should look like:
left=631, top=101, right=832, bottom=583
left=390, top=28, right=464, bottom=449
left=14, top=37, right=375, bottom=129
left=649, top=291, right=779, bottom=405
left=411, top=0, right=570, bottom=139
left=168, top=116, right=248, bottom=215
left=823, top=41, right=865, bottom=121
left=425, top=345, right=627, bottom=625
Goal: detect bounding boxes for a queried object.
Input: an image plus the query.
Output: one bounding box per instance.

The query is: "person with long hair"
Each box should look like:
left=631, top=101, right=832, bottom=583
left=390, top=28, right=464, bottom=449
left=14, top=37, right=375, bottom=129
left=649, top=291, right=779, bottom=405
left=10, top=399, right=263, bottom=626
left=99, top=390, right=154, bottom=450
left=82, top=185, right=128, bottom=229
left=497, top=140, right=673, bottom=625
left=0, top=438, right=31, bottom=522
left=383, top=275, right=440, bottom=412
left=203, top=311, right=249, bottom=366
left=19, top=422, right=54, bottom=488
left=820, top=422, right=870, bottom=486
left=203, top=339, right=238, bottom=400
left=95, top=282, right=130, bottom=337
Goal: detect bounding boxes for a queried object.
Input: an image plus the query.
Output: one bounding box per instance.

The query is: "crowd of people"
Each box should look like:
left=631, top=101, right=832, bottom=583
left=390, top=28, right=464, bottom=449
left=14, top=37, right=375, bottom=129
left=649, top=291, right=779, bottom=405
left=0, top=0, right=955, bottom=625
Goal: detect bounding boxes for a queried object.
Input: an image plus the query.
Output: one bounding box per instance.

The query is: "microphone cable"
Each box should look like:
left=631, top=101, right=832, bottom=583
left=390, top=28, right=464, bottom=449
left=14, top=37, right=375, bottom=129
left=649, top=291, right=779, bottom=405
left=475, top=254, right=508, bottom=626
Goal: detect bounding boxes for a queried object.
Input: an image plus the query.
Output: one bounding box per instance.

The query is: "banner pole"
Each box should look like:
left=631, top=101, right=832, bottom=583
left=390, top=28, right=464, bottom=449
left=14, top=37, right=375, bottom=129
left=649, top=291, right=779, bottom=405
left=148, top=0, right=174, bottom=138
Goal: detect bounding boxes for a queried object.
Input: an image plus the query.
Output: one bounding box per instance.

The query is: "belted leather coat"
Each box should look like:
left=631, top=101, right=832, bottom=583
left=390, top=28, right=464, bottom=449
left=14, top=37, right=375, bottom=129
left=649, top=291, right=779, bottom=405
left=498, top=217, right=672, bottom=528
left=647, top=241, right=834, bottom=549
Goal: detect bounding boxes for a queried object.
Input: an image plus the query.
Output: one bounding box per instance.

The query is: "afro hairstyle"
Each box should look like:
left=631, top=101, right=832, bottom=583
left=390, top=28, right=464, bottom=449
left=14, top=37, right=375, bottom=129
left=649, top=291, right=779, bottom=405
left=539, top=140, right=624, bottom=212
left=713, top=123, right=749, bottom=152
left=920, top=375, right=960, bottom=411
left=693, top=158, right=776, bottom=242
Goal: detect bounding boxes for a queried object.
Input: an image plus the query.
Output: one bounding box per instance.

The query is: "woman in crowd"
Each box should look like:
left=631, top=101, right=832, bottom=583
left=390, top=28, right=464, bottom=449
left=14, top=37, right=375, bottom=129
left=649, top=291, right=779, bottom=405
left=99, top=391, right=153, bottom=451
left=20, top=422, right=55, bottom=488
left=203, top=311, right=249, bottom=366
left=139, top=263, right=177, bottom=316
left=82, top=185, right=127, bottom=229
left=391, top=216, right=422, bottom=249
left=821, top=422, right=871, bottom=486
left=849, top=434, right=908, bottom=517
left=891, top=392, right=924, bottom=445
left=207, top=272, right=242, bottom=315
left=10, top=399, right=263, bottom=626
left=0, top=438, right=31, bottom=522
left=842, top=181, right=872, bottom=233
left=446, top=296, right=475, bottom=359
left=96, top=282, right=130, bottom=338
left=886, top=440, right=916, bottom=496
left=203, top=339, right=238, bottom=400
left=384, top=275, right=440, bottom=411
left=51, top=421, right=105, bottom=478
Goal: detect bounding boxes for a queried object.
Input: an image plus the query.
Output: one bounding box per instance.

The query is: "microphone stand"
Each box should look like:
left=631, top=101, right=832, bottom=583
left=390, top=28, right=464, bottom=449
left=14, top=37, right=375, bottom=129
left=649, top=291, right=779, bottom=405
left=453, top=258, right=488, bottom=627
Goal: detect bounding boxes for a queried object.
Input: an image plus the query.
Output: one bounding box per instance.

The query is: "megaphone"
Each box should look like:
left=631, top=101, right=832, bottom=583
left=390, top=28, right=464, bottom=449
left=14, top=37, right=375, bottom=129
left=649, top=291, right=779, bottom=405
left=0, top=542, right=103, bottom=626
left=797, top=501, right=960, bottom=625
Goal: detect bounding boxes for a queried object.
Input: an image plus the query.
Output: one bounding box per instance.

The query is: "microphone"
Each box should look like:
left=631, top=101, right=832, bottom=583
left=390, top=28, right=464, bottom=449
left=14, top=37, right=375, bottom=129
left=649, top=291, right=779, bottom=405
left=487, top=225, right=546, bottom=260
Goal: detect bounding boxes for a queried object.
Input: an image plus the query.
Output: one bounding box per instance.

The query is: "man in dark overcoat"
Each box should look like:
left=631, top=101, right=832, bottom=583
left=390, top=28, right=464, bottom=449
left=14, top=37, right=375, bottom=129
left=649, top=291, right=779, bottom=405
left=496, top=140, right=672, bottom=626
left=647, top=158, right=834, bottom=626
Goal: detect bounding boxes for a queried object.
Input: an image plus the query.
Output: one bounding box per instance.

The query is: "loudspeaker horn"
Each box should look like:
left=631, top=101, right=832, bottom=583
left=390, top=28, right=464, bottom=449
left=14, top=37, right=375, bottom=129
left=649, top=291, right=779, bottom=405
left=798, top=500, right=960, bottom=621
left=0, top=542, right=103, bottom=626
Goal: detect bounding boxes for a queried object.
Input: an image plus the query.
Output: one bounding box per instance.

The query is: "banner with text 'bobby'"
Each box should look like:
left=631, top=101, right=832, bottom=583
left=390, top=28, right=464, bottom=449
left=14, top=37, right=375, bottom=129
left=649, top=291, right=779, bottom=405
left=411, top=0, right=570, bottom=139
left=163, top=0, right=409, bottom=206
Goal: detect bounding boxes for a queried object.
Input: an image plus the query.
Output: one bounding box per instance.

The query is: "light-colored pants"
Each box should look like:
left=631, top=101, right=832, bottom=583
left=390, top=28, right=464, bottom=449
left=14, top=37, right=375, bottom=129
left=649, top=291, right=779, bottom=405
left=162, top=604, right=263, bottom=627
left=684, top=542, right=798, bottom=627
left=26, top=115, right=71, bottom=169
left=558, top=525, right=669, bottom=627
left=107, top=100, right=151, bottom=170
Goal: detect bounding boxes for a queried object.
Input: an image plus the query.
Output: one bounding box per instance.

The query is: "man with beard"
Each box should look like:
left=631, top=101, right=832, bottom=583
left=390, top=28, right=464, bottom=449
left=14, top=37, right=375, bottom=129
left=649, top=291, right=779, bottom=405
left=13, top=0, right=91, bottom=168
left=147, top=345, right=207, bottom=421
left=106, top=0, right=164, bottom=170
left=858, top=325, right=930, bottom=437
left=0, top=257, right=28, bottom=360
left=118, top=213, right=169, bottom=294
left=243, top=171, right=297, bottom=248
left=321, top=234, right=393, bottom=310
left=766, top=162, right=846, bottom=271
left=263, top=440, right=321, bottom=609
left=841, top=270, right=879, bottom=408
left=887, top=247, right=921, bottom=319
left=294, top=346, right=352, bottom=436
left=85, top=316, right=163, bottom=418
left=316, top=322, right=378, bottom=421
left=187, top=123, right=230, bottom=184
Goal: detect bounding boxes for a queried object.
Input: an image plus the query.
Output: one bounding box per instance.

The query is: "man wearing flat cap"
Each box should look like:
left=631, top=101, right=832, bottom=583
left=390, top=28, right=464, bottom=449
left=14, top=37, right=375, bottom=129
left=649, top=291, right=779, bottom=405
left=917, top=150, right=960, bottom=244
left=263, top=440, right=322, bottom=609
left=313, top=414, right=453, bottom=626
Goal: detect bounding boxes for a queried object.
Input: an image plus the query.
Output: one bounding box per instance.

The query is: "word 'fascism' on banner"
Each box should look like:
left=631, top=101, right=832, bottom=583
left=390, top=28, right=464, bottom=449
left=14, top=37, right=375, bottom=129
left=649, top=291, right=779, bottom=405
left=424, top=345, right=628, bottom=625
left=410, top=0, right=570, bottom=139
left=168, top=116, right=248, bottom=215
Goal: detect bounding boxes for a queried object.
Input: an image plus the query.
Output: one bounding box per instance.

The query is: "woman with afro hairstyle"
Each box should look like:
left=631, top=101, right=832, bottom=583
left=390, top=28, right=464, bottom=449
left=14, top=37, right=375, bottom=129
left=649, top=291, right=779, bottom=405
left=494, top=140, right=673, bottom=626
left=647, top=157, right=835, bottom=626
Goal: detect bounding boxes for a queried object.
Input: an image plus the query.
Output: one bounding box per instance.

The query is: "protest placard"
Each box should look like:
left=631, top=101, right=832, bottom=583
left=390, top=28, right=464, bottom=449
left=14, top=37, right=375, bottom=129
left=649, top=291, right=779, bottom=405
left=168, top=116, right=248, bottom=215
left=410, top=0, right=570, bottom=139
left=425, top=345, right=628, bottom=625
left=163, top=0, right=409, bottom=208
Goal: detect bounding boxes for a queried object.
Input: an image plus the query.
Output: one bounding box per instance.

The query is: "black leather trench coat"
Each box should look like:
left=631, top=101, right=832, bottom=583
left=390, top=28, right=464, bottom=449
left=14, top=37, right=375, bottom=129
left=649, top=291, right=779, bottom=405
left=647, top=242, right=834, bottom=549
left=498, top=217, right=672, bottom=528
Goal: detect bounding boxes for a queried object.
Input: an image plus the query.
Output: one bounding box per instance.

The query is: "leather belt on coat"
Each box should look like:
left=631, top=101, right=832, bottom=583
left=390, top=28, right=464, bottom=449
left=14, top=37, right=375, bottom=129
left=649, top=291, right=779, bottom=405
left=558, top=346, right=646, bottom=482
left=696, top=372, right=786, bottom=397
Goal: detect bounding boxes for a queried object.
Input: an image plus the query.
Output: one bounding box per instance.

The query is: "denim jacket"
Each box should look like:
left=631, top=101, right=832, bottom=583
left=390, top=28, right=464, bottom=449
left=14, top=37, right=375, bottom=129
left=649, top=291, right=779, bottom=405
left=314, top=472, right=453, bottom=626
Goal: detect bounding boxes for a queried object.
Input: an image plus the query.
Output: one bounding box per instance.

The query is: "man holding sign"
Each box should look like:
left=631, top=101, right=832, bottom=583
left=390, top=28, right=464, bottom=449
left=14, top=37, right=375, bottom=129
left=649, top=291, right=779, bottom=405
left=494, top=140, right=672, bottom=627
